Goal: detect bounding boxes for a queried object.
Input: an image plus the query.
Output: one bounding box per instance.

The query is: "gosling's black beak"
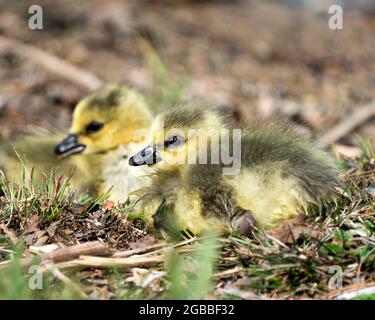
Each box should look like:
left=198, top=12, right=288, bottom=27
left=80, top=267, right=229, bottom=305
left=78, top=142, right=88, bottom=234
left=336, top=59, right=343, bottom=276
left=129, top=146, right=161, bottom=166
left=54, top=134, right=86, bottom=157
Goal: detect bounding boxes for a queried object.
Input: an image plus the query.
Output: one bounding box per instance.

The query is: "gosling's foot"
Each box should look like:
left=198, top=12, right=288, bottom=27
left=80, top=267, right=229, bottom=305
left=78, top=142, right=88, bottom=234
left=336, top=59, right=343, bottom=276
left=232, top=209, right=257, bottom=237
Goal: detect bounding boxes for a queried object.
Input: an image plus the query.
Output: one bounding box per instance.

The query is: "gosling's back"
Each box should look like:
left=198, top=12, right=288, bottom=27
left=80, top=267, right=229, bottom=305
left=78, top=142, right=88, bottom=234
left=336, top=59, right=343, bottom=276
left=227, top=121, right=338, bottom=228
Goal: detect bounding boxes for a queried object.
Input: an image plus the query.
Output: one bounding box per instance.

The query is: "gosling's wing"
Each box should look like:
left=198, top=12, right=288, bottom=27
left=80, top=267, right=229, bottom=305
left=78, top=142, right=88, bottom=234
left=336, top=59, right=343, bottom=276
left=239, top=120, right=339, bottom=202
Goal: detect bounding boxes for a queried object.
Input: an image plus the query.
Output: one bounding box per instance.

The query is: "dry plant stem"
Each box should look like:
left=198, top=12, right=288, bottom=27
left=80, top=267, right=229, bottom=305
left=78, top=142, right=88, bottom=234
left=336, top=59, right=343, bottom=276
left=43, top=260, right=88, bottom=299
left=319, top=101, right=375, bottom=146
left=0, top=35, right=103, bottom=91
left=334, top=285, right=375, bottom=300
left=214, top=266, right=244, bottom=279
left=143, top=237, right=199, bottom=256
left=52, top=255, right=164, bottom=271
left=217, top=287, right=267, bottom=300
left=42, top=241, right=111, bottom=262
left=113, top=238, right=198, bottom=258
left=0, top=241, right=110, bottom=270
left=113, top=242, right=167, bottom=258
left=0, top=256, right=36, bottom=270
left=39, top=239, right=199, bottom=272
left=327, top=281, right=375, bottom=299
left=0, top=238, right=198, bottom=272
left=0, top=247, right=16, bottom=254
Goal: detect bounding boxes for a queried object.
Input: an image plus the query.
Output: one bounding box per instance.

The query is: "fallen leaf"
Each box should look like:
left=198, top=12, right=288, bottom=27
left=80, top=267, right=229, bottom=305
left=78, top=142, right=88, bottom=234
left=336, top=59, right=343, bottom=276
left=46, top=221, right=60, bottom=237
left=267, top=213, right=320, bottom=244
left=0, top=223, right=18, bottom=245
left=129, top=235, right=158, bottom=250
left=103, top=200, right=114, bottom=211
left=72, top=203, right=86, bottom=215
left=29, top=243, right=60, bottom=254
left=34, top=235, right=49, bottom=247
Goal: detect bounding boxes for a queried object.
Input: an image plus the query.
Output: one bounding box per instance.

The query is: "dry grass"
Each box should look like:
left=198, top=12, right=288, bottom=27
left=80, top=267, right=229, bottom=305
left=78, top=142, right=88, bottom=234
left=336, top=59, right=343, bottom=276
left=0, top=144, right=374, bottom=300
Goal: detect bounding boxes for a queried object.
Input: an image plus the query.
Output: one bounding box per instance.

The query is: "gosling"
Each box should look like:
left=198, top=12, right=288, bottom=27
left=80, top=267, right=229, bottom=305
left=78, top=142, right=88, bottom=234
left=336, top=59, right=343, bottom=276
left=128, top=103, right=338, bottom=238
left=0, top=84, right=153, bottom=202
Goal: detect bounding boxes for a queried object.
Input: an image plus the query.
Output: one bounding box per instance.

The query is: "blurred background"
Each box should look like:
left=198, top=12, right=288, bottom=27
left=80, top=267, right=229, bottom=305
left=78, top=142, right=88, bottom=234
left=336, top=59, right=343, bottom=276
left=0, top=0, right=375, bottom=301
left=0, top=0, right=374, bottom=147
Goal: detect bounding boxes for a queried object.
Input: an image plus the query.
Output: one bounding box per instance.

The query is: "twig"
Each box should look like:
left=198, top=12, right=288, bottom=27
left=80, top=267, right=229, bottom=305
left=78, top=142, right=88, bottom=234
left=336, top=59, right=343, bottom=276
left=113, top=237, right=199, bottom=258
left=113, top=242, right=167, bottom=258
left=39, top=239, right=199, bottom=272
left=319, top=101, right=375, bottom=146
left=0, top=35, right=103, bottom=91
left=0, top=256, right=36, bottom=270
left=143, top=236, right=199, bottom=256
left=43, top=260, right=88, bottom=299
left=0, top=238, right=199, bottom=272
left=327, top=281, right=375, bottom=299
left=216, top=287, right=268, bottom=300
left=335, top=285, right=375, bottom=300
left=214, top=266, right=244, bottom=279
left=51, top=255, right=164, bottom=271
left=0, top=241, right=110, bottom=270
left=263, top=233, right=289, bottom=249
left=41, top=241, right=111, bottom=263
left=0, top=247, right=16, bottom=254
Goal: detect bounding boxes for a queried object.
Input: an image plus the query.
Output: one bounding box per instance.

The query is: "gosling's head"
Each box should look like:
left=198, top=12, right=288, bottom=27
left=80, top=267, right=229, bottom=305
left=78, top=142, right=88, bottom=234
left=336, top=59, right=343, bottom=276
left=128, top=103, right=226, bottom=169
left=55, top=84, right=152, bottom=157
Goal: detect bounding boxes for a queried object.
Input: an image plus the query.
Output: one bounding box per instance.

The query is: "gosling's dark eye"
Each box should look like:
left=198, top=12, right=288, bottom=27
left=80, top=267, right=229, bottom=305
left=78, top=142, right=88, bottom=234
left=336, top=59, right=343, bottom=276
left=165, top=135, right=184, bottom=149
left=85, top=121, right=104, bottom=134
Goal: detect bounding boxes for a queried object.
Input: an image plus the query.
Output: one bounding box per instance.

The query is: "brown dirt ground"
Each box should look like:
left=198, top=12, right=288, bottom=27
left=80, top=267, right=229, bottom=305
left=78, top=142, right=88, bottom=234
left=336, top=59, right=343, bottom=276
left=0, top=0, right=375, bottom=142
